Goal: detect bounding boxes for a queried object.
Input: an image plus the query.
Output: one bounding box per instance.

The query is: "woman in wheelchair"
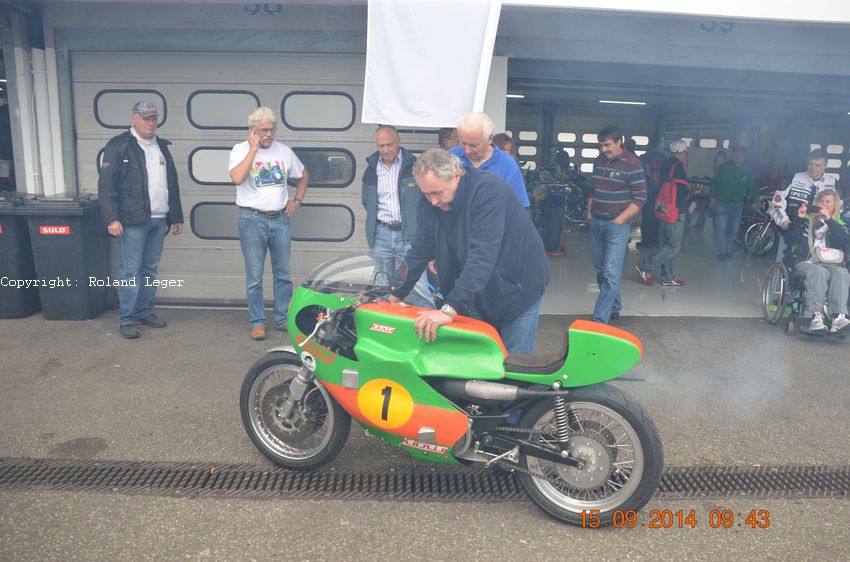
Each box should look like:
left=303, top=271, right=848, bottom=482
left=785, top=190, right=850, bottom=334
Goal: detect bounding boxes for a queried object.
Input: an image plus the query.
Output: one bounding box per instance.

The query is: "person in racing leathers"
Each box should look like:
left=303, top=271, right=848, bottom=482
left=771, top=148, right=835, bottom=261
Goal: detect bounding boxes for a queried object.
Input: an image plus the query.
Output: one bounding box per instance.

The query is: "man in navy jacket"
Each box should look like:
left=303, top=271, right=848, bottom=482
left=392, top=149, right=549, bottom=354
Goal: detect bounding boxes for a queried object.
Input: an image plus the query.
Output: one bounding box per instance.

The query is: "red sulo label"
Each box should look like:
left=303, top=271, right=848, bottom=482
left=39, top=225, right=71, bottom=235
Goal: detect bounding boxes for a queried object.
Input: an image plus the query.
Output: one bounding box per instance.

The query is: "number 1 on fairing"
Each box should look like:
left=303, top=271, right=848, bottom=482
left=381, top=386, right=392, bottom=421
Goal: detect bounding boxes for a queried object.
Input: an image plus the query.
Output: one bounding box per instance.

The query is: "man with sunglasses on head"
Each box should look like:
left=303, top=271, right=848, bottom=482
left=229, top=106, right=309, bottom=341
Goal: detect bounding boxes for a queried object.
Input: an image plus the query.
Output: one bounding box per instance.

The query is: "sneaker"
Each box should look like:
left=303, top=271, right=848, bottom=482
left=250, top=326, right=267, bottom=341
left=830, top=314, right=850, bottom=334
left=809, top=313, right=827, bottom=333
left=660, top=278, right=686, bottom=287
left=119, top=324, right=140, bottom=339
left=635, top=265, right=653, bottom=286
left=137, top=313, right=167, bottom=328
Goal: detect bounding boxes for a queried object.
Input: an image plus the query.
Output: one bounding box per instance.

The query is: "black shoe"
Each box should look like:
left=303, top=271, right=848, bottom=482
left=718, top=254, right=727, bottom=261
left=119, top=324, right=140, bottom=339
left=609, top=311, right=621, bottom=322
left=275, top=323, right=288, bottom=332
left=138, top=313, right=166, bottom=328
left=635, top=241, right=656, bottom=249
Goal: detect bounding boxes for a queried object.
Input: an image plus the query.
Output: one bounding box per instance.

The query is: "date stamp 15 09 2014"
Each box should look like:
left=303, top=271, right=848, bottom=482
left=581, top=508, right=771, bottom=529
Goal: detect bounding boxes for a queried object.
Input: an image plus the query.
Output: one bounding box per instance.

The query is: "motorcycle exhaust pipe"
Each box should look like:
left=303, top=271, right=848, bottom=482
left=441, top=380, right=567, bottom=402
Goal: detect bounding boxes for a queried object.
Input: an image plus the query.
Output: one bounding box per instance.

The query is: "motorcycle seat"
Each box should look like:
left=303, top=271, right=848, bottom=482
left=503, top=330, right=568, bottom=375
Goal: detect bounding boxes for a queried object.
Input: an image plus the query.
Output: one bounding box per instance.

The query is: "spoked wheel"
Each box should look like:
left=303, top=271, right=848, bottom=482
left=240, top=351, right=350, bottom=469
left=744, top=222, right=776, bottom=256
left=762, top=262, right=789, bottom=324
left=516, top=384, right=664, bottom=527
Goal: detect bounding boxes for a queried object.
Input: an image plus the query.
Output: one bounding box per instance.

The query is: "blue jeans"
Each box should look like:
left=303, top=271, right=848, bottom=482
left=713, top=201, right=743, bottom=256
left=238, top=209, right=292, bottom=327
left=118, top=218, right=168, bottom=326
left=467, top=296, right=542, bottom=355
left=372, top=224, right=434, bottom=308
left=589, top=217, right=631, bottom=323
left=640, top=215, right=685, bottom=282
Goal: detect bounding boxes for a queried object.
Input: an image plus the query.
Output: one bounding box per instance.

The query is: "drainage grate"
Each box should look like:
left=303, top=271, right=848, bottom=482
left=0, top=457, right=847, bottom=502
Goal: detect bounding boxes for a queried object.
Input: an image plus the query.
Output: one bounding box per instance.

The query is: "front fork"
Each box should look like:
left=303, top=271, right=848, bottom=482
left=279, top=351, right=318, bottom=421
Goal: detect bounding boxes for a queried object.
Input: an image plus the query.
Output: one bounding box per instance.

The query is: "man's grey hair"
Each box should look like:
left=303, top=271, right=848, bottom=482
left=413, top=149, right=465, bottom=182
left=248, top=106, right=277, bottom=129
left=376, top=125, right=400, bottom=141
left=456, top=112, right=494, bottom=141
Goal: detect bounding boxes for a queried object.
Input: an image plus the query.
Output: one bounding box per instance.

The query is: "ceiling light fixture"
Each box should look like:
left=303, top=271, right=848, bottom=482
left=506, top=94, right=525, bottom=99
left=598, top=99, right=646, bottom=106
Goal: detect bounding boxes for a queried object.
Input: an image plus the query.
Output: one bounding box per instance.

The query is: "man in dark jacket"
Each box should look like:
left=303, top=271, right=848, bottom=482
left=362, top=126, right=432, bottom=307
left=392, top=149, right=550, bottom=354
left=98, top=101, right=183, bottom=339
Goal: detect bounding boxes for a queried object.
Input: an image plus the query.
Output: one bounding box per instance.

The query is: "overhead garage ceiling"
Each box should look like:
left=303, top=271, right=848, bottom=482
left=496, top=7, right=850, bottom=121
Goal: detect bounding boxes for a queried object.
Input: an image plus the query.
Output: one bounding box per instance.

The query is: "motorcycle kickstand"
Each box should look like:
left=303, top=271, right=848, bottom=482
left=484, top=445, right=520, bottom=469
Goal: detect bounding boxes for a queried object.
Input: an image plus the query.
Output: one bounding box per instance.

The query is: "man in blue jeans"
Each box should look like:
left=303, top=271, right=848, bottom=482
left=229, top=107, right=309, bottom=341
left=710, top=146, right=759, bottom=260
left=98, top=101, right=184, bottom=340
left=588, top=126, right=647, bottom=324
left=362, top=126, right=433, bottom=308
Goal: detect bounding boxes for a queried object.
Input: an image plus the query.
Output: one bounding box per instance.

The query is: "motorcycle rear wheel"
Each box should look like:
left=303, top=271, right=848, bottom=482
left=240, top=351, right=350, bottom=469
left=516, top=384, right=663, bottom=527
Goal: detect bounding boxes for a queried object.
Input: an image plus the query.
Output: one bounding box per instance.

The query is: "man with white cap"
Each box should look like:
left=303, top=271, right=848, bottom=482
left=98, top=101, right=183, bottom=339
left=635, top=140, right=689, bottom=287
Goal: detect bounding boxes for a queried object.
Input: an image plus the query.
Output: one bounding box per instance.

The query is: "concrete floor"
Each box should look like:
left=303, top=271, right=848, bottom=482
left=1, top=306, right=848, bottom=560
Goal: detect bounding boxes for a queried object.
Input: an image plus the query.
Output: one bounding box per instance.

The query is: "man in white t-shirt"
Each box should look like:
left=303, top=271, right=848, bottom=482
left=229, top=106, right=309, bottom=341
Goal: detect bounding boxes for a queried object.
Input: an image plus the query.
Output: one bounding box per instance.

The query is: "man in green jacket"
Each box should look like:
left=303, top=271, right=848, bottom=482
left=710, top=146, right=759, bottom=260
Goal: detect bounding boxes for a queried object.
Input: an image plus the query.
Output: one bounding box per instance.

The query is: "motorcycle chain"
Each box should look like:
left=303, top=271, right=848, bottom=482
left=492, top=426, right=548, bottom=479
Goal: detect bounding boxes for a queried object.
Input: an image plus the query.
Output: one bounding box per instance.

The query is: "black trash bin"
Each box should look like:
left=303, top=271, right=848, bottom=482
left=0, top=193, right=41, bottom=317
left=17, top=194, right=108, bottom=320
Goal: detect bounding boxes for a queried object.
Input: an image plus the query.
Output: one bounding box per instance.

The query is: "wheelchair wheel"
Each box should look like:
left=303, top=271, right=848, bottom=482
left=762, top=262, right=789, bottom=325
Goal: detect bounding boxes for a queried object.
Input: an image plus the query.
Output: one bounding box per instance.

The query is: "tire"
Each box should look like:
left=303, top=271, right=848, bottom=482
left=762, top=262, right=788, bottom=325
left=516, top=384, right=664, bottom=527
left=541, top=203, right=564, bottom=252
left=744, top=222, right=776, bottom=256
left=240, top=351, right=350, bottom=470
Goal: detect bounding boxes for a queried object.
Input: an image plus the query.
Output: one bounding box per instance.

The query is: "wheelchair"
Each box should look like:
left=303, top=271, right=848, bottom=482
left=762, top=261, right=848, bottom=338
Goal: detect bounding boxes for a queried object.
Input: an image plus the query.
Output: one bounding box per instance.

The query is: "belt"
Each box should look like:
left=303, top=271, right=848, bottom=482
left=240, top=206, right=284, bottom=218
left=376, top=219, right=402, bottom=231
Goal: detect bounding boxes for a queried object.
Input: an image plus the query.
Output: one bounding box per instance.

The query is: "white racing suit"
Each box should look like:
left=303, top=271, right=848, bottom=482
left=771, top=172, right=836, bottom=227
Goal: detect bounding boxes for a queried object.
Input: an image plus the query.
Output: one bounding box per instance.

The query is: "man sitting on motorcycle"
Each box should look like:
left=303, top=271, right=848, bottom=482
left=771, top=149, right=835, bottom=260
left=390, top=148, right=550, bottom=355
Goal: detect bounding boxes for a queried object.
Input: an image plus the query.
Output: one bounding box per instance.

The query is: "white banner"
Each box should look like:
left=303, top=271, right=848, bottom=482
left=362, top=0, right=502, bottom=127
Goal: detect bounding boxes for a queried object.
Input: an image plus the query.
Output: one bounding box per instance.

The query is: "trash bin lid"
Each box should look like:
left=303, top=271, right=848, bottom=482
left=16, top=194, right=100, bottom=216
left=0, top=193, right=27, bottom=215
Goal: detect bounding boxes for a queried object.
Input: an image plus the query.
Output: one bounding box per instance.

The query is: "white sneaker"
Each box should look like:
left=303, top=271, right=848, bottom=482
left=809, top=313, right=827, bottom=333
left=830, top=314, right=850, bottom=334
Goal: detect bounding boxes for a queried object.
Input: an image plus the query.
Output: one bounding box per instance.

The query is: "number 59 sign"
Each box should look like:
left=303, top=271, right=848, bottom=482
left=356, top=378, right=414, bottom=430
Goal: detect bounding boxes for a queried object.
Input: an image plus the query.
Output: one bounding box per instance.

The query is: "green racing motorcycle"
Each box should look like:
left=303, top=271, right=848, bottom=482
left=240, top=255, right=663, bottom=526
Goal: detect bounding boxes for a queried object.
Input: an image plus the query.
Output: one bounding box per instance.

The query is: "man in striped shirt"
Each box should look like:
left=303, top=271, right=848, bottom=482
left=588, top=125, right=647, bottom=324
left=362, top=126, right=433, bottom=307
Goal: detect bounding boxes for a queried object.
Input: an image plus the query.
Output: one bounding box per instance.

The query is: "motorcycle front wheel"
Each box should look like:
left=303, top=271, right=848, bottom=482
left=516, top=383, right=663, bottom=526
left=240, top=351, right=350, bottom=469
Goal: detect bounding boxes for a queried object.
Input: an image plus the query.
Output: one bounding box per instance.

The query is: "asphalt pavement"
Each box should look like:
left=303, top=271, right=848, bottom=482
left=1, top=308, right=848, bottom=560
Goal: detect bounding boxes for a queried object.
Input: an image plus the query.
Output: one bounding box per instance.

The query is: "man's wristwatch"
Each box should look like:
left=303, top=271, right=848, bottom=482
left=440, top=304, right=457, bottom=319
left=294, top=198, right=303, bottom=207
